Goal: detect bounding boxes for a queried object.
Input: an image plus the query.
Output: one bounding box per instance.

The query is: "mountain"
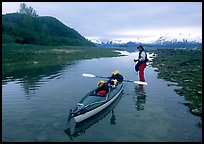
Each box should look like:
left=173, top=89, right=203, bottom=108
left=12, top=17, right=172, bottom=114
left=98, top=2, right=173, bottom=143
left=153, top=32, right=202, bottom=45
left=2, top=13, right=96, bottom=47
left=89, top=39, right=103, bottom=44
left=89, top=32, right=201, bottom=48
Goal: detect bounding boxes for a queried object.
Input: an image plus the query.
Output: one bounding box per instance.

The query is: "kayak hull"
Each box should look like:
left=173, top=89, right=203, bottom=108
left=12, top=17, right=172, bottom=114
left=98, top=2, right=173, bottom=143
left=74, top=84, right=123, bottom=122
left=68, top=81, right=124, bottom=123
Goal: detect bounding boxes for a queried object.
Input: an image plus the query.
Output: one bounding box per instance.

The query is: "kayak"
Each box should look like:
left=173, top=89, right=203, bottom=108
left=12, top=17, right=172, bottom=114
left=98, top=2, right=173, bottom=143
left=64, top=90, right=122, bottom=139
left=67, top=79, right=124, bottom=123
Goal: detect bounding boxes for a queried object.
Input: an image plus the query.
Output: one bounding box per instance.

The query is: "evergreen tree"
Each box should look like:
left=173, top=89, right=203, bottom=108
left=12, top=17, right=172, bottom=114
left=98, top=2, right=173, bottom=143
left=19, top=3, right=38, bottom=17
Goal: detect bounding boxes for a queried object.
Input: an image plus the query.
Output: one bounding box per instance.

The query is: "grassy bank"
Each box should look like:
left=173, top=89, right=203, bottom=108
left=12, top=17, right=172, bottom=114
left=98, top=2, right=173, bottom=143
left=151, top=48, right=202, bottom=117
left=2, top=43, right=119, bottom=80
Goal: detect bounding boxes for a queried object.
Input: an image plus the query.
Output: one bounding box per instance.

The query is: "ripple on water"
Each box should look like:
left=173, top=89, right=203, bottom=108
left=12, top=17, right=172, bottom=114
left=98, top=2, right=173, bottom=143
left=2, top=53, right=202, bottom=142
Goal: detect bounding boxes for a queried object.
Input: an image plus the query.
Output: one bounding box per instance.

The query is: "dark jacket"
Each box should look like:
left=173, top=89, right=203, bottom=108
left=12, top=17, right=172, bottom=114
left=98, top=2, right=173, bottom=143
left=135, top=50, right=148, bottom=72
left=109, top=74, right=124, bottom=82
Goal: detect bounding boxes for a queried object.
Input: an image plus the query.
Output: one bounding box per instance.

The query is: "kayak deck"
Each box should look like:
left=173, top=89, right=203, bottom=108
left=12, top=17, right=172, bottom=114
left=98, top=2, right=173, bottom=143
left=68, top=81, right=124, bottom=122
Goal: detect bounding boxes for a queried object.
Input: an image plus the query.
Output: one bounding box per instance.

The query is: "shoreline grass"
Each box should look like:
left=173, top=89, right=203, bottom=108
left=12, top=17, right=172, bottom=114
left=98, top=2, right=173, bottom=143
left=2, top=43, right=120, bottom=80
left=151, top=48, right=202, bottom=117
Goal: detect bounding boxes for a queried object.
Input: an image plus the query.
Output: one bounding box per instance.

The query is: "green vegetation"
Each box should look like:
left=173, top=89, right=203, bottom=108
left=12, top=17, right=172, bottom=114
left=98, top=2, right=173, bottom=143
left=19, top=3, right=38, bottom=17
left=2, top=43, right=119, bottom=80
left=2, top=3, right=119, bottom=86
left=2, top=3, right=95, bottom=47
left=151, top=48, right=202, bottom=117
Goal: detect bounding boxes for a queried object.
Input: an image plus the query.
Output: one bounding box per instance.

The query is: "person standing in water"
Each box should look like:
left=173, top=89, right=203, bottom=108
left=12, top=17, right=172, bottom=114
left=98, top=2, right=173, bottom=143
left=134, top=45, right=148, bottom=82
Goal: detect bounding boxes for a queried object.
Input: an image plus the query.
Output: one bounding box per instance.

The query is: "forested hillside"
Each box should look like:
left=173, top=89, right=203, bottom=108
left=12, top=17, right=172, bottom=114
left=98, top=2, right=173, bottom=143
left=2, top=13, right=95, bottom=47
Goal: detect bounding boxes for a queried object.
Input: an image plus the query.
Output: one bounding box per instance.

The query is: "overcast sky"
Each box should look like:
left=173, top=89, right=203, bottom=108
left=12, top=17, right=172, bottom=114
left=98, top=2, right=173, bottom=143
left=2, top=2, right=202, bottom=42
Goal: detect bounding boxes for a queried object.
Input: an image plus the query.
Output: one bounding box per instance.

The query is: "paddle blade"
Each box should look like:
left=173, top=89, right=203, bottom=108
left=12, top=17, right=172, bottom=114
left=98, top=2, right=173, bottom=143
left=82, top=73, right=96, bottom=78
left=134, top=81, right=148, bottom=85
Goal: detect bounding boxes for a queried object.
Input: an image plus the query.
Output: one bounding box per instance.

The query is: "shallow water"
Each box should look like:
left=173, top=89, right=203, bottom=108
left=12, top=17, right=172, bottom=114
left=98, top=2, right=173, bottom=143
left=2, top=52, right=202, bottom=142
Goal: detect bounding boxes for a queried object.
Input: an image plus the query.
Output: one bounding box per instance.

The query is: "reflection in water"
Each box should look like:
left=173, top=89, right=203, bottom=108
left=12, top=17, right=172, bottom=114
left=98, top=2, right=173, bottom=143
left=2, top=53, right=202, bottom=141
left=64, top=93, right=122, bottom=140
left=134, top=84, right=147, bottom=111
left=110, top=110, right=116, bottom=125
left=2, top=63, right=71, bottom=98
left=19, top=78, right=41, bottom=98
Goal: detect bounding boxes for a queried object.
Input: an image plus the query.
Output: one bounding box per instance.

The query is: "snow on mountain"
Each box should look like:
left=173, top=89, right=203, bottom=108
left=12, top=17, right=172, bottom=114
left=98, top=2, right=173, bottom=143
left=89, top=39, right=103, bottom=44
left=153, top=32, right=202, bottom=44
left=108, top=40, right=126, bottom=44
left=88, top=32, right=202, bottom=45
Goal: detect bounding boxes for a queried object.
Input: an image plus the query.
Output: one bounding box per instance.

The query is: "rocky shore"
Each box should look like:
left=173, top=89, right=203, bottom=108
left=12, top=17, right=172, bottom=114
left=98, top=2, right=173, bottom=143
left=150, top=48, right=202, bottom=118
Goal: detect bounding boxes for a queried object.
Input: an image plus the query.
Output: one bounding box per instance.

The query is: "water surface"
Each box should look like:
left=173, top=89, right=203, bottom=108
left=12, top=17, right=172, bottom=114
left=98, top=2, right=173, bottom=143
left=2, top=52, right=202, bottom=142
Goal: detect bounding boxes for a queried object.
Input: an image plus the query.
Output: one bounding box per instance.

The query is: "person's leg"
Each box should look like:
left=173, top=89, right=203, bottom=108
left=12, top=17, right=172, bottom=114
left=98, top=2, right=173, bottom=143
left=139, top=63, right=146, bottom=82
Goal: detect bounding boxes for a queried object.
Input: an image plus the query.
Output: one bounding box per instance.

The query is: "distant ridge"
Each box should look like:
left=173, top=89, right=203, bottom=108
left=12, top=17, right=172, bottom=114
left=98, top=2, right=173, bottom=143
left=89, top=32, right=202, bottom=48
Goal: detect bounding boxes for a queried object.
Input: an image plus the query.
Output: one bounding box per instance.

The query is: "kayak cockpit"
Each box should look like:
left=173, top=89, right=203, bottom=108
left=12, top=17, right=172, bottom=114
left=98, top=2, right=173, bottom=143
left=67, top=72, right=124, bottom=122
left=90, top=84, right=110, bottom=97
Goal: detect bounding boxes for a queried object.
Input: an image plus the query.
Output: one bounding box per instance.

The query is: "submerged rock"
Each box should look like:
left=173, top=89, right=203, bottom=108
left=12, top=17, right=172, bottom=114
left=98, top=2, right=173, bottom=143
left=167, top=83, right=179, bottom=86
left=190, top=108, right=202, bottom=117
left=180, top=102, right=193, bottom=107
left=174, top=88, right=185, bottom=96
left=183, top=80, right=192, bottom=82
left=170, top=78, right=177, bottom=82
left=33, top=61, right=38, bottom=64
left=36, top=135, right=48, bottom=141
left=52, top=122, right=60, bottom=128
left=152, top=67, right=159, bottom=72
left=197, top=91, right=202, bottom=95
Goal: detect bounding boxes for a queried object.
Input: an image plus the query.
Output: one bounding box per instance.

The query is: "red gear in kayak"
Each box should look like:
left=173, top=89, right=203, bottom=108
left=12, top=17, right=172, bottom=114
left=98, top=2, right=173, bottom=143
left=97, top=89, right=107, bottom=96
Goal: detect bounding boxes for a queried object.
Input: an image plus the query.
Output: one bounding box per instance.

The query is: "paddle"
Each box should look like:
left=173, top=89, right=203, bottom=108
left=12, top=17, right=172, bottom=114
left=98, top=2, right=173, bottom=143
left=82, top=73, right=147, bottom=85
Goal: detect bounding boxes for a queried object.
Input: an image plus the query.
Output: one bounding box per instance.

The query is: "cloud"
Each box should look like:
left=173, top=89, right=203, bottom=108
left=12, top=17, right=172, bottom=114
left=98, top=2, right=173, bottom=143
left=2, top=2, right=202, bottom=41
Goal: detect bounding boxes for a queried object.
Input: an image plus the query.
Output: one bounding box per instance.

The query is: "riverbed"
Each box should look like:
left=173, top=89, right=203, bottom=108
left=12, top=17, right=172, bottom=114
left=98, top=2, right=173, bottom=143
left=2, top=51, right=202, bottom=142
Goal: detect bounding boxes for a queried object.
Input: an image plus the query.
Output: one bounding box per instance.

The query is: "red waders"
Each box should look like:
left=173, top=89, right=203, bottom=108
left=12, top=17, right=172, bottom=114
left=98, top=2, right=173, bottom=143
left=139, top=63, right=147, bottom=82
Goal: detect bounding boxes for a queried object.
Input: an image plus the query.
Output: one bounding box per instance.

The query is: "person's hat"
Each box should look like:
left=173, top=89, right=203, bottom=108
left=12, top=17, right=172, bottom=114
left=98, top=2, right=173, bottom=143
left=97, top=80, right=106, bottom=87
left=112, top=70, right=120, bottom=75
left=137, top=45, right=144, bottom=50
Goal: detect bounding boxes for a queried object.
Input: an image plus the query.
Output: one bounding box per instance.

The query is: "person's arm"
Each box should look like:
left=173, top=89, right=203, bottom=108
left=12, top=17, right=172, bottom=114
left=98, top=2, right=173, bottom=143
left=134, top=55, right=139, bottom=62
left=134, top=58, right=138, bottom=62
